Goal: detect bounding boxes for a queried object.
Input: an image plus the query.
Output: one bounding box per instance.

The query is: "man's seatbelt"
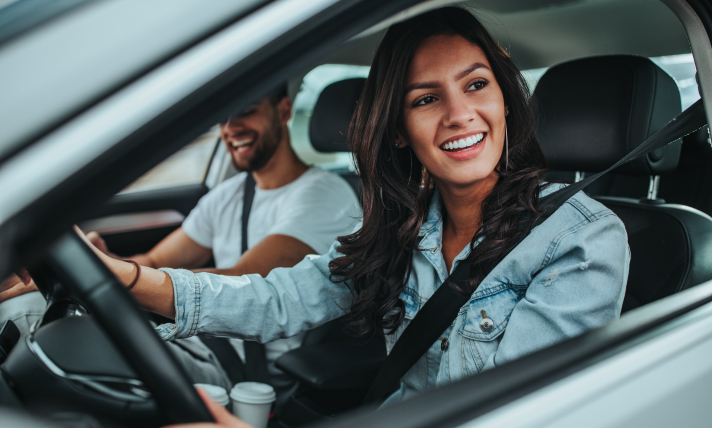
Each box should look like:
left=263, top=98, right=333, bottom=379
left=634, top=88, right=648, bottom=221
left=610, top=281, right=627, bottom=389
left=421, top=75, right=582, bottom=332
left=240, top=173, right=272, bottom=386
left=202, top=173, right=271, bottom=386
left=201, top=336, right=247, bottom=385
left=363, top=99, right=708, bottom=404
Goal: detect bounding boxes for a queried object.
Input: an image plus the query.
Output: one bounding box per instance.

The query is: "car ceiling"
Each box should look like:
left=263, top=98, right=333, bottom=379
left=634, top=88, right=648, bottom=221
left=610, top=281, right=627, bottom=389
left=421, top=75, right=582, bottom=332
left=0, top=0, right=690, bottom=162
left=325, top=0, right=690, bottom=70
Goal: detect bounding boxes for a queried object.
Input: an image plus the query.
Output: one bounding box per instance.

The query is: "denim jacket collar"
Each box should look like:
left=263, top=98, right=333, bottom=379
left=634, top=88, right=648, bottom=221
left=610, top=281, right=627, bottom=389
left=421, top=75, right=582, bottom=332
left=417, top=189, right=481, bottom=280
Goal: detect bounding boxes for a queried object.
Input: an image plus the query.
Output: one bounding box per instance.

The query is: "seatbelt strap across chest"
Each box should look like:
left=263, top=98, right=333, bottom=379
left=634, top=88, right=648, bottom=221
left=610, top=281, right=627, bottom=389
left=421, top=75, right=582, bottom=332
left=241, top=173, right=272, bottom=386
left=203, top=173, right=271, bottom=386
left=363, top=100, right=708, bottom=404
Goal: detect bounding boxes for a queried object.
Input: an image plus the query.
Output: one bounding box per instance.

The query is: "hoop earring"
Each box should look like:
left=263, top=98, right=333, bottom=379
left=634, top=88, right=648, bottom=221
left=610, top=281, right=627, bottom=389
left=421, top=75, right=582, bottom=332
left=379, top=188, right=393, bottom=210
left=407, top=149, right=413, bottom=187
left=505, top=123, right=509, bottom=171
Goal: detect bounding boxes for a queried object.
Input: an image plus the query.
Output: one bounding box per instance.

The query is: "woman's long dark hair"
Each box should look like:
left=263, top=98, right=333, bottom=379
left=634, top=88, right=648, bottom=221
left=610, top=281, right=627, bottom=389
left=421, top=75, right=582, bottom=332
left=329, top=7, right=548, bottom=340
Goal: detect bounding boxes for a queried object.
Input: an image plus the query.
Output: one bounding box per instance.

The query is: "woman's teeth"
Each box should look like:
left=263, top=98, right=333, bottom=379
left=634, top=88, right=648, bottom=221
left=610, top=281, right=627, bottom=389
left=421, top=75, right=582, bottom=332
left=442, top=133, right=484, bottom=151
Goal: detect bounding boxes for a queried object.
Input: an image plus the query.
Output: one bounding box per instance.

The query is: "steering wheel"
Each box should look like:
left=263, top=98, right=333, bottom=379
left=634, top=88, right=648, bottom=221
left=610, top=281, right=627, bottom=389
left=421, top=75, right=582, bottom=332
left=32, top=229, right=214, bottom=424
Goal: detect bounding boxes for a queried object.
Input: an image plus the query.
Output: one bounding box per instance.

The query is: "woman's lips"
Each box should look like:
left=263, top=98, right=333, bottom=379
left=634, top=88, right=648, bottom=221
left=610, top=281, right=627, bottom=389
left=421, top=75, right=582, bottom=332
left=440, top=133, right=487, bottom=160
left=440, top=132, right=485, bottom=152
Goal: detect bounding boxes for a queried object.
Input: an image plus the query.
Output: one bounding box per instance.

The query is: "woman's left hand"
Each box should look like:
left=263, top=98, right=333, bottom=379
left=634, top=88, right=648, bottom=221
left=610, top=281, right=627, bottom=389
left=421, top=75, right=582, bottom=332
left=163, top=387, right=254, bottom=428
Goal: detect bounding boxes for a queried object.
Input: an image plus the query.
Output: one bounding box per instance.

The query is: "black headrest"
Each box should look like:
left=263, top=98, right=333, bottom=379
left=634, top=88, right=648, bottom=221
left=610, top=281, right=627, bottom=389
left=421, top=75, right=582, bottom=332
left=309, top=78, right=366, bottom=153
left=533, top=55, right=682, bottom=176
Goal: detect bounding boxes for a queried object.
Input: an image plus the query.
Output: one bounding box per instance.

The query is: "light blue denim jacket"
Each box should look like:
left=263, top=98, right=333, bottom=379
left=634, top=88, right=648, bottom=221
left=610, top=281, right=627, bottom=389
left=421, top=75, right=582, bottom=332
left=157, top=186, right=629, bottom=405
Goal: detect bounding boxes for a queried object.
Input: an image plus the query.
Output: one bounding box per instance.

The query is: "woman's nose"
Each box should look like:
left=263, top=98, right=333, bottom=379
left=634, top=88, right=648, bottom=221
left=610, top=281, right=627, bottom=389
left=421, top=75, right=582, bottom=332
left=442, top=96, right=474, bottom=128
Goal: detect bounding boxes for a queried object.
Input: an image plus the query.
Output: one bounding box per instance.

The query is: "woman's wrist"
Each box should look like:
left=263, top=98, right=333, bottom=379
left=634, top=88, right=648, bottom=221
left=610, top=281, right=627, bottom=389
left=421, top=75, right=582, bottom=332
left=105, top=257, right=138, bottom=288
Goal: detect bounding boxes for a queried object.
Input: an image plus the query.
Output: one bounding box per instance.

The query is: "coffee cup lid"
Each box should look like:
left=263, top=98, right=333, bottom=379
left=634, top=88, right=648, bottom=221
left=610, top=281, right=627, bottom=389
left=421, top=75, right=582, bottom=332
left=194, top=384, right=230, bottom=406
left=230, top=382, right=276, bottom=405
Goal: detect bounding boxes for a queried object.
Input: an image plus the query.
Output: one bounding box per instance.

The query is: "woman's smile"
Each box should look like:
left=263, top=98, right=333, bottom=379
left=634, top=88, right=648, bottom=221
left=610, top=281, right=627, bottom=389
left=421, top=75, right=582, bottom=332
left=439, top=131, right=487, bottom=160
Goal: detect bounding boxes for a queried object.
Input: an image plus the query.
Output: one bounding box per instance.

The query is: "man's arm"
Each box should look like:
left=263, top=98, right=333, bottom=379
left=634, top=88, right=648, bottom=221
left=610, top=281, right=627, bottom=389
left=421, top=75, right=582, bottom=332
left=194, top=234, right=315, bottom=277
left=89, top=227, right=213, bottom=270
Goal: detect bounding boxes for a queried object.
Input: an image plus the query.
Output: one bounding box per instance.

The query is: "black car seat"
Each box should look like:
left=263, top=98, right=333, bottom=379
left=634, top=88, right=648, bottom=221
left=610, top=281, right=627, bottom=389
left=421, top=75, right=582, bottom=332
left=309, top=78, right=366, bottom=202
left=274, top=78, right=385, bottom=424
left=656, top=125, right=712, bottom=214
left=534, top=55, right=712, bottom=313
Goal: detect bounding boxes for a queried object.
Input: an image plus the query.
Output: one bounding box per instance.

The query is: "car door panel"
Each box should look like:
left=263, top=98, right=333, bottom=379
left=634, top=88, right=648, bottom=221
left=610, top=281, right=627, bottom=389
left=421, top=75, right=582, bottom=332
left=79, top=183, right=207, bottom=257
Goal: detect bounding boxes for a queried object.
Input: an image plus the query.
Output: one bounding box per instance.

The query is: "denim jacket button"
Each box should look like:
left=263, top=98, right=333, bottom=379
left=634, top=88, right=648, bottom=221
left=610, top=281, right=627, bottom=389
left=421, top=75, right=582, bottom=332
left=480, top=317, right=494, bottom=332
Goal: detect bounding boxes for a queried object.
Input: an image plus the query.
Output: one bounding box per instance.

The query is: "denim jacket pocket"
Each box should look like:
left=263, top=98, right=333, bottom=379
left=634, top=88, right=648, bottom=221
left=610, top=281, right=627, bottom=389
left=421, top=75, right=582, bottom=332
left=458, top=286, right=521, bottom=340
left=401, top=286, right=424, bottom=320
left=454, top=286, right=522, bottom=375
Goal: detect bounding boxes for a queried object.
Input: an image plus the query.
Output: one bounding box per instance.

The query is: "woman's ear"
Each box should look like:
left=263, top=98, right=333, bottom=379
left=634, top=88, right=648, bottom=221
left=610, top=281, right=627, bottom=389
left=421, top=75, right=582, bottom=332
left=395, top=132, right=408, bottom=149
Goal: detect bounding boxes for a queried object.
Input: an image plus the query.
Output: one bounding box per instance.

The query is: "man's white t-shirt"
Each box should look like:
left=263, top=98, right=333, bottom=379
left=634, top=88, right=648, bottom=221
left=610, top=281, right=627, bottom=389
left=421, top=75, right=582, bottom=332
left=182, top=167, right=360, bottom=389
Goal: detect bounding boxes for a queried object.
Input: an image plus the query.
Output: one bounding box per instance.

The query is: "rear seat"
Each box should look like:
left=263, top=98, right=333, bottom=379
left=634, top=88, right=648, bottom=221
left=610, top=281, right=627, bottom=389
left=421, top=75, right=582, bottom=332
left=534, top=55, right=712, bottom=312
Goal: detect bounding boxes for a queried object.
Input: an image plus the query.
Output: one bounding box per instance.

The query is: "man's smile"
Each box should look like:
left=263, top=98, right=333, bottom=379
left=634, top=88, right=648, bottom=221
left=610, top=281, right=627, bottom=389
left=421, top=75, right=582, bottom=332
left=227, top=134, right=257, bottom=154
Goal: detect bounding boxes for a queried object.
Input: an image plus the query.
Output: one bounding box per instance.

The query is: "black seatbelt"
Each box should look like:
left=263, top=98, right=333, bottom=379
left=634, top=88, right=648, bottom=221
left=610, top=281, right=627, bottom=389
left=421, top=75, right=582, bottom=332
left=202, top=173, right=271, bottom=386
left=201, top=336, right=247, bottom=385
left=240, top=173, right=272, bottom=386
left=363, top=99, right=708, bottom=404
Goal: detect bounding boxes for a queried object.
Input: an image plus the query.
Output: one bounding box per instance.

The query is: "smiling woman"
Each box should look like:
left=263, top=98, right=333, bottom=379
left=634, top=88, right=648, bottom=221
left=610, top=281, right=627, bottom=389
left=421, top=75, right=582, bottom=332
left=88, top=5, right=629, bottom=416
left=334, top=7, right=550, bottom=341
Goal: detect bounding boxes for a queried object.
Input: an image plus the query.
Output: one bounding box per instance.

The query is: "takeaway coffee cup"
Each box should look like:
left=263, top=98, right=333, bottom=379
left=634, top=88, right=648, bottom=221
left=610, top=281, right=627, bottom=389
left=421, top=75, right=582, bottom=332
left=229, top=382, right=276, bottom=428
left=194, top=383, right=230, bottom=411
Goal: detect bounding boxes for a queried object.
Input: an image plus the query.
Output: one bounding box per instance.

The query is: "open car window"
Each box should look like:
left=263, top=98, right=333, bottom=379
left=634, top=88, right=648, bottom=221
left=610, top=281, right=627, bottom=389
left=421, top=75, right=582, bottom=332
left=524, top=53, right=701, bottom=109
left=119, top=129, right=218, bottom=194
left=291, top=64, right=370, bottom=171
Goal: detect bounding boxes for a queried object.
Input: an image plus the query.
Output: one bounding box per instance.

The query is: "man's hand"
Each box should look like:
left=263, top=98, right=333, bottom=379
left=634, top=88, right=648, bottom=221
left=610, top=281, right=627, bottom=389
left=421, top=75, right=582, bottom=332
left=0, top=273, right=38, bottom=303
left=163, top=387, right=254, bottom=428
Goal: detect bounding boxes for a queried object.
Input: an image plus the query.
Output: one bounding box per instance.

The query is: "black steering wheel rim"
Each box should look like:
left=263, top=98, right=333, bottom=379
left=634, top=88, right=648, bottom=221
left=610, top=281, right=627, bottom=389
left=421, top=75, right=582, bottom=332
left=35, top=229, right=214, bottom=424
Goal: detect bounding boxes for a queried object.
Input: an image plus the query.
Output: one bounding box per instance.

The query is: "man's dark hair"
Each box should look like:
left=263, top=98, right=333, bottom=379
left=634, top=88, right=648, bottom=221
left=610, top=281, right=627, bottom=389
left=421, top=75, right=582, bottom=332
left=267, top=83, right=289, bottom=105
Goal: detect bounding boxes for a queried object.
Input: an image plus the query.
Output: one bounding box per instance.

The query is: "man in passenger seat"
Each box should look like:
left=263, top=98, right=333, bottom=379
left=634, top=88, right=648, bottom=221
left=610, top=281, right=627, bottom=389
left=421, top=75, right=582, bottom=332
left=0, top=84, right=361, bottom=406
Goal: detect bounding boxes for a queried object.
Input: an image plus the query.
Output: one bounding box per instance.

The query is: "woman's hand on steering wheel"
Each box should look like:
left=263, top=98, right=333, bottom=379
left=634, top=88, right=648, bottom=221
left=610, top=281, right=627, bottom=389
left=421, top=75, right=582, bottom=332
left=163, top=388, right=254, bottom=428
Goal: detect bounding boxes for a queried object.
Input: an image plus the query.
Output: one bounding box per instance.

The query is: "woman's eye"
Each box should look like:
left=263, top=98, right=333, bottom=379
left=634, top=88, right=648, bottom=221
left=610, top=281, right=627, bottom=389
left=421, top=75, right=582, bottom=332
left=468, top=80, right=488, bottom=91
left=414, top=95, right=437, bottom=106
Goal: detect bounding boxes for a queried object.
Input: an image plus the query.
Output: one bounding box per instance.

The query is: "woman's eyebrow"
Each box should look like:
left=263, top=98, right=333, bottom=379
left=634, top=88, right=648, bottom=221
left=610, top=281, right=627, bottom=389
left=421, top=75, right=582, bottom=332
left=404, top=81, right=440, bottom=94
left=455, top=62, right=490, bottom=80
left=404, top=62, right=491, bottom=95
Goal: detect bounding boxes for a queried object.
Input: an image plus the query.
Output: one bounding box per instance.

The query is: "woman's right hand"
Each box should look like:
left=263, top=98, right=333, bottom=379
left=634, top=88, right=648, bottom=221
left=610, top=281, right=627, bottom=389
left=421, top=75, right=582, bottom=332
left=74, top=225, right=177, bottom=319
left=163, top=388, right=254, bottom=428
left=86, top=231, right=110, bottom=255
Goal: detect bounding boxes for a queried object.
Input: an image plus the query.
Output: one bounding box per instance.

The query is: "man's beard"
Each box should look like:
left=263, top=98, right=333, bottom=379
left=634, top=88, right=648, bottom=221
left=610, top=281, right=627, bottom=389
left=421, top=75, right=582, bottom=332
left=232, top=113, right=283, bottom=172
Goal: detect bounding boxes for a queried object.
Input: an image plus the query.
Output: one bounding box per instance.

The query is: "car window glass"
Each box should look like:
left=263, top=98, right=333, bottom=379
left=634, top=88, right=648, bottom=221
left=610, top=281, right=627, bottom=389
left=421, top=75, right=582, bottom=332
left=524, top=54, right=701, bottom=109
left=291, top=64, right=370, bottom=171
left=121, top=64, right=372, bottom=194
left=119, top=128, right=218, bottom=194
left=650, top=54, right=701, bottom=109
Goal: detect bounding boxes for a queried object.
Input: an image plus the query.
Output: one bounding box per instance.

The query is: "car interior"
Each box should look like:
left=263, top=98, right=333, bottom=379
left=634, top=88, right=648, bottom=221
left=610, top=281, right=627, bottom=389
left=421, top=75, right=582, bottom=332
left=0, top=0, right=711, bottom=427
